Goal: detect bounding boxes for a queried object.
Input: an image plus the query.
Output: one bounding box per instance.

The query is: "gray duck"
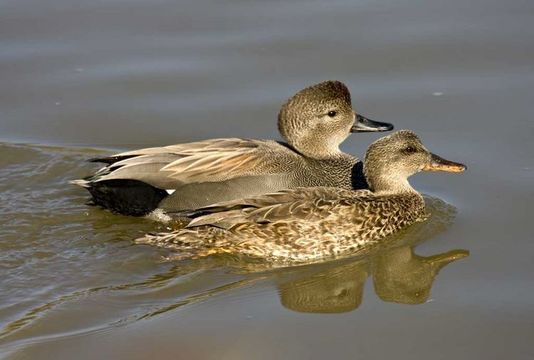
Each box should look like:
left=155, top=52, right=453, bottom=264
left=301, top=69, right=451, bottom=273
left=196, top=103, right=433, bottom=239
left=136, top=130, right=466, bottom=265
left=72, top=81, right=393, bottom=216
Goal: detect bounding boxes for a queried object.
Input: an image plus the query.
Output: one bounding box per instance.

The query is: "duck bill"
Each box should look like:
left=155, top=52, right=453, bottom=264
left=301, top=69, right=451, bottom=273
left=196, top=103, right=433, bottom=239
left=423, top=153, right=467, bottom=172
left=426, top=249, right=470, bottom=273
left=351, top=114, right=394, bottom=133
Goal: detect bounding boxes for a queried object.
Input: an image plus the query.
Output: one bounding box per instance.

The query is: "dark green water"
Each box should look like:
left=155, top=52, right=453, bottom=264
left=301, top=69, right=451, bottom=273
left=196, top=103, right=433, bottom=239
left=1, top=0, right=533, bottom=358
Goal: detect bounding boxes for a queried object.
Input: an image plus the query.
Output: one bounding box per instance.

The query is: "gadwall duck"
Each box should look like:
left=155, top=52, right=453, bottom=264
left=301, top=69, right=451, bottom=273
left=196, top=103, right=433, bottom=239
left=72, top=81, right=393, bottom=216
left=136, top=130, right=466, bottom=265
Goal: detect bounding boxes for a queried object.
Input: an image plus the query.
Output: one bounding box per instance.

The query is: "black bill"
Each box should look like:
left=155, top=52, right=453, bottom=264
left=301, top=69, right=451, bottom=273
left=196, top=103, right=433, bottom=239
left=351, top=114, right=394, bottom=133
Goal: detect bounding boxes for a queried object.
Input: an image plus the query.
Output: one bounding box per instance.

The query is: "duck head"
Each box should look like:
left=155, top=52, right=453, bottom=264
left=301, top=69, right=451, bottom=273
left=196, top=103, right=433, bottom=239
left=278, top=81, right=393, bottom=159
left=364, top=130, right=466, bottom=193
left=373, top=246, right=469, bottom=304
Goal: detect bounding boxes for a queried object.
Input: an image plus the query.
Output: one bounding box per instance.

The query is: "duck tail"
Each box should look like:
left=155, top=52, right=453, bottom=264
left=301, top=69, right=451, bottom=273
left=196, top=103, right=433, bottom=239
left=69, top=179, right=90, bottom=188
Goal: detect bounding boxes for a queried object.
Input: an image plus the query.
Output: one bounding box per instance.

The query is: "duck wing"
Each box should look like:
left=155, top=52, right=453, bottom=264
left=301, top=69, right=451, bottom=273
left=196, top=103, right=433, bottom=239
left=86, top=138, right=297, bottom=190
left=185, top=187, right=364, bottom=229
left=186, top=190, right=426, bottom=241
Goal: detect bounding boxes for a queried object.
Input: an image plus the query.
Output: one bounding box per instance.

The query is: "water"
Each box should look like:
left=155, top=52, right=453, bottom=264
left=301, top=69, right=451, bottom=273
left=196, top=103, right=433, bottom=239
left=1, top=0, right=533, bottom=358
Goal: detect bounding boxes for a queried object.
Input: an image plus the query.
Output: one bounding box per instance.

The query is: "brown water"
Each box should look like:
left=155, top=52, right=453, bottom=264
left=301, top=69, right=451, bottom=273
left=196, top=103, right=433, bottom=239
left=1, top=0, right=533, bottom=358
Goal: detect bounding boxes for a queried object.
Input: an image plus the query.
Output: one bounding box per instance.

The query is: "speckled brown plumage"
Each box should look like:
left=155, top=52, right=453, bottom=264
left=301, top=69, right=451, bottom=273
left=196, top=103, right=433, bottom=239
left=136, top=131, right=466, bottom=265
left=139, top=188, right=427, bottom=263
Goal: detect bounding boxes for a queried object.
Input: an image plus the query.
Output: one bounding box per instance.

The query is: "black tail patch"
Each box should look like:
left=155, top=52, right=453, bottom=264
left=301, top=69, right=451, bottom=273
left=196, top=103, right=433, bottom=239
left=87, top=179, right=169, bottom=216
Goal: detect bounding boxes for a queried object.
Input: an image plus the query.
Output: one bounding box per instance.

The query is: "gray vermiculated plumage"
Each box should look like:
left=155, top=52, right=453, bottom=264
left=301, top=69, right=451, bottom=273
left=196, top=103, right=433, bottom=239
left=72, top=80, right=392, bottom=215
left=136, top=130, right=466, bottom=264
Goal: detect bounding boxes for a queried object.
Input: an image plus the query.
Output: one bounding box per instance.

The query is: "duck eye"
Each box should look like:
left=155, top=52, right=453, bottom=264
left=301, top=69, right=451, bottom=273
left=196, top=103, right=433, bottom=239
left=403, top=146, right=417, bottom=154
left=327, top=110, right=337, bottom=117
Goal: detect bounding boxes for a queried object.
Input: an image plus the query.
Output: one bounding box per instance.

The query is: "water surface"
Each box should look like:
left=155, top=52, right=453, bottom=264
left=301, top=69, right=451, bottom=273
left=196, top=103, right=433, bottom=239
left=1, top=0, right=533, bottom=358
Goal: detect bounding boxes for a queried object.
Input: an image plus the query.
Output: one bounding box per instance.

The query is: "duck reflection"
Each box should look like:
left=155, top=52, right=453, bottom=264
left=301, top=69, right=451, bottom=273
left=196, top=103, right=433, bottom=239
left=279, top=261, right=368, bottom=313
left=372, top=247, right=468, bottom=305
left=277, top=196, right=468, bottom=313
left=277, top=244, right=468, bottom=313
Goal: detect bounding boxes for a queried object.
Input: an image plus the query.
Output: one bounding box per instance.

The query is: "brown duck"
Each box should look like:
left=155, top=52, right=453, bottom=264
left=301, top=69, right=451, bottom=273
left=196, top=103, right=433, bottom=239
left=136, top=130, right=466, bottom=265
left=72, top=81, right=393, bottom=217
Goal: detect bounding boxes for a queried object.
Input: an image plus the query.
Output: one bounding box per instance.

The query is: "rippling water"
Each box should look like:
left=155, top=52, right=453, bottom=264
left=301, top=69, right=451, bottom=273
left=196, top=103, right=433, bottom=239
left=1, top=0, right=533, bottom=358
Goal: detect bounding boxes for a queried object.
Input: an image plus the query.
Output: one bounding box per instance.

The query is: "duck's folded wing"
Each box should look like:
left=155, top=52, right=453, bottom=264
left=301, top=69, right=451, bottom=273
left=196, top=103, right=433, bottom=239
left=186, top=187, right=363, bottom=229
left=193, top=191, right=422, bottom=233
left=87, top=138, right=294, bottom=189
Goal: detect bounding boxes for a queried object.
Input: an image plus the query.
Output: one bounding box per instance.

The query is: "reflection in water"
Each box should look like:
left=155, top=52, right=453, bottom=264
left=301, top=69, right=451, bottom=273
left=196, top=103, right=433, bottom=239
left=279, top=261, right=368, bottom=313
left=372, top=247, right=468, bottom=305
left=278, top=245, right=468, bottom=313
left=277, top=197, right=469, bottom=313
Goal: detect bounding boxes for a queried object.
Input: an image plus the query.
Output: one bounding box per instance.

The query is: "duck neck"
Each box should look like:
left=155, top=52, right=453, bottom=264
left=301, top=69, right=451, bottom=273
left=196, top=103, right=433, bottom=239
left=366, top=173, right=417, bottom=195
left=296, top=144, right=340, bottom=159
left=288, top=135, right=344, bottom=159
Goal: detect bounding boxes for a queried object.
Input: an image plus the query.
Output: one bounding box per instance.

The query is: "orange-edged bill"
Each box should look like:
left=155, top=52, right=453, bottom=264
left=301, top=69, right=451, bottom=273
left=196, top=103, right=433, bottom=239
left=423, top=153, right=466, bottom=172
